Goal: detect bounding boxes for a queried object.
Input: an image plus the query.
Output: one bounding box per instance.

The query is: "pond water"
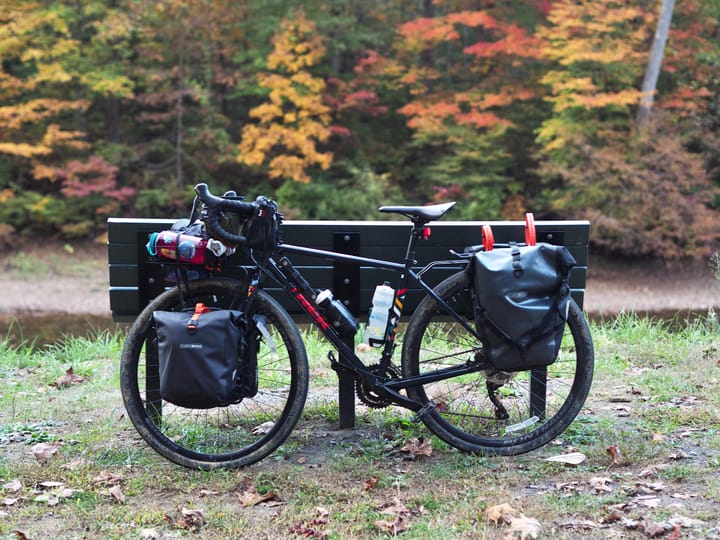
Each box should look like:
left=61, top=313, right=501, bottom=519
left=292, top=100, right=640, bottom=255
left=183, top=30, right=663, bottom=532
left=0, top=314, right=127, bottom=348
left=1, top=308, right=713, bottom=350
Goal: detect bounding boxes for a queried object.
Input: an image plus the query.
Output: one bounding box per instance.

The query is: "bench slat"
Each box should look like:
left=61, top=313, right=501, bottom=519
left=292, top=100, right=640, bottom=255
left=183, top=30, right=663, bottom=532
left=108, top=217, right=590, bottom=322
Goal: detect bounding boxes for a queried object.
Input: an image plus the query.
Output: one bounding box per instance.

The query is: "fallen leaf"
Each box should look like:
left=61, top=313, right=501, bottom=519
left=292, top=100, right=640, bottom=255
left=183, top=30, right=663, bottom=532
left=544, top=452, right=586, bottom=465
left=381, top=497, right=411, bottom=517
left=668, top=449, right=689, bottom=460
left=363, top=477, right=378, bottom=491
left=3, top=480, right=22, bottom=493
left=636, top=481, right=665, bottom=493
left=108, top=485, right=125, bottom=504
left=53, top=367, right=84, bottom=388
left=560, top=519, right=598, bottom=530
left=400, top=437, right=433, bottom=459
left=175, top=508, right=205, bottom=531
left=633, top=495, right=661, bottom=508
left=289, top=507, right=330, bottom=539
left=606, top=444, right=620, bottom=464
left=671, top=492, right=698, bottom=500
left=34, top=493, right=59, bottom=506
left=643, top=521, right=667, bottom=538
left=485, top=503, right=519, bottom=525
left=589, top=476, right=614, bottom=493
left=666, top=523, right=682, bottom=540
left=38, top=481, right=65, bottom=489
left=61, top=458, right=86, bottom=470
left=14, top=531, right=30, bottom=540
left=505, top=514, right=541, bottom=540
left=92, top=470, right=124, bottom=486
left=57, top=488, right=80, bottom=499
left=31, top=442, right=62, bottom=462
left=252, top=421, right=275, bottom=435
left=375, top=515, right=410, bottom=535
left=235, top=489, right=280, bottom=507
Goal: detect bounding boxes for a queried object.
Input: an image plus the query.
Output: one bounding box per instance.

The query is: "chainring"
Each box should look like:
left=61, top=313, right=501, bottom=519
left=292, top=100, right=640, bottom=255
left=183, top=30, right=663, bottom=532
left=355, top=363, right=401, bottom=409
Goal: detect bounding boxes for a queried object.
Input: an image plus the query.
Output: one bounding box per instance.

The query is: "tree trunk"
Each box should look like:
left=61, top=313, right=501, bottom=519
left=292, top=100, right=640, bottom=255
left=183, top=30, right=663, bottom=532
left=636, top=0, right=675, bottom=127
left=176, top=27, right=186, bottom=189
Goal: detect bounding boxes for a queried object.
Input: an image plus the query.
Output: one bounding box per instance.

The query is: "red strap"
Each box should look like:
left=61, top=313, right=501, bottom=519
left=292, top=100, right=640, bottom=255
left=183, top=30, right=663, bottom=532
left=525, top=212, right=536, bottom=246
left=482, top=224, right=494, bottom=251
left=187, top=302, right=211, bottom=329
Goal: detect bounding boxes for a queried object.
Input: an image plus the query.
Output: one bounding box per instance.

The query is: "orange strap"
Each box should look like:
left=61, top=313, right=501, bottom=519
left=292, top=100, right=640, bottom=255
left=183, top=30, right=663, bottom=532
left=187, top=302, right=211, bottom=329
left=525, top=212, right=536, bottom=246
left=482, top=224, right=494, bottom=252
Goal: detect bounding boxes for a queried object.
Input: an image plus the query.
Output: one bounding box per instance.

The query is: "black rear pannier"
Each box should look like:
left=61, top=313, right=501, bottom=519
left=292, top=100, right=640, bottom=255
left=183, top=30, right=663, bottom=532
left=473, top=243, right=576, bottom=371
left=153, top=303, right=258, bottom=409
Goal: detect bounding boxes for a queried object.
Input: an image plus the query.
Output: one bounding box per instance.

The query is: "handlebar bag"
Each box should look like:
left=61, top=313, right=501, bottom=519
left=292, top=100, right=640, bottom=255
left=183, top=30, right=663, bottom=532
left=242, top=196, right=282, bottom=250
left=472, top=243, right=576, bottom=371
left=153, top=306, right=257, bottom=409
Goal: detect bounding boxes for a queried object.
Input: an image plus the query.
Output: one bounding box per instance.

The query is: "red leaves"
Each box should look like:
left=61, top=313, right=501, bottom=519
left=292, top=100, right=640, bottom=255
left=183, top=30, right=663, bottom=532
left=53, top=367, right=84, bottom=388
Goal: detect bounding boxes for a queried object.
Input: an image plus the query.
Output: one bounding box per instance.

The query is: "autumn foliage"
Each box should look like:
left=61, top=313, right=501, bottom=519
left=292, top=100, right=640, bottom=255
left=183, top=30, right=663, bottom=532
left=0, top=0, right=717, bottom=259
left=238, top=11, right=332, bottom=184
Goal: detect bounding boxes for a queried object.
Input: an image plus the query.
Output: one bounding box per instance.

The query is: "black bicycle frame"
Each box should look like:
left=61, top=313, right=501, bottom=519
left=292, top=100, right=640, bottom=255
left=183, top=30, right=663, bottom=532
left=255, top=228, right=482, bottom=412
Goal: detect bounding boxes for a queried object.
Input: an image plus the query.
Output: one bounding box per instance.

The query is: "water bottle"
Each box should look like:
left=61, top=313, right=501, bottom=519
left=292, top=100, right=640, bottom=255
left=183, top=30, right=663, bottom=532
left=315, top=289, right=359, bottom=337
left=147, top=231, right=207, bottom=265
left=364, top=282, right=394, bottom=347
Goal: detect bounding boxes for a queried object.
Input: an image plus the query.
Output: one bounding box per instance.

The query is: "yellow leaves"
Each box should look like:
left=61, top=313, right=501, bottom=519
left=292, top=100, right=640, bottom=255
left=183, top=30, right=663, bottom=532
left=0, top=99, right=89, bottom=130
left=0, top=189, right=15, bottom=203
left=238, top=10, right=332, bottom=183
left=0, top=142, right=52, bottom=158
left=267, top=11, right=326, bottom=74
left=249, top=103, right=284, bottom=123
left=33, top=164, right=60, bottom=181
left=42, top=124, right=89, bottom=151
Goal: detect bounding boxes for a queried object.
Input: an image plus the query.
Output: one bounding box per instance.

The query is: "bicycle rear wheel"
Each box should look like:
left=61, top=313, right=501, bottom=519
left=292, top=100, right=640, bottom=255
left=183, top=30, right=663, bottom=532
left=120, top=278, right=308, bottom=469
left=401, top=271, right=593, bottom=455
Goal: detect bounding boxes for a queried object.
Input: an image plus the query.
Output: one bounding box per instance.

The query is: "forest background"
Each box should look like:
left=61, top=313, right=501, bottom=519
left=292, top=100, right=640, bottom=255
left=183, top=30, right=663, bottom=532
left=0, top=0, right=718, bottom=261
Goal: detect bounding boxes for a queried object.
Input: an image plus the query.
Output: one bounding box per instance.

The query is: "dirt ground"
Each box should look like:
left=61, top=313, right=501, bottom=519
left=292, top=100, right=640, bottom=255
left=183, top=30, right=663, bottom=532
left=1, top=241, right=719, bottom=319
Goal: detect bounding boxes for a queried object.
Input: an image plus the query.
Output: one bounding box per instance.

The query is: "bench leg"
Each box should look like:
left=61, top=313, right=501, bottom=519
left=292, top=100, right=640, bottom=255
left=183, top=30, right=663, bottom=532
left=530, top=367, right=547, bottom=420
left=337, top=335, right=356, bottom=429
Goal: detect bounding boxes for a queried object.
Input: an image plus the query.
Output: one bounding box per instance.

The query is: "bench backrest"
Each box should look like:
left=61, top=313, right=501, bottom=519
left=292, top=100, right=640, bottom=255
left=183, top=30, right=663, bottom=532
left=108, top=218, right=590, bottom=323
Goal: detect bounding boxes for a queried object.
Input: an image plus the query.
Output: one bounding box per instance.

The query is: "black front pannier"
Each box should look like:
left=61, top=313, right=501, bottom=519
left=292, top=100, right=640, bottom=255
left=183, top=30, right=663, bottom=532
left=153, top=304, right=258, bottom=409
left=473, top=243, right=576, bottom=371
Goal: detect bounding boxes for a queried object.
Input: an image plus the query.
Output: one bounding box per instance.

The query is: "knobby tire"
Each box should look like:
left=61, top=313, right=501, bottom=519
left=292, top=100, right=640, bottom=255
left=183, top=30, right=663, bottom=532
left=401, top=271, right=594, bottom=455
left=120, top=278, right=309, bottom=469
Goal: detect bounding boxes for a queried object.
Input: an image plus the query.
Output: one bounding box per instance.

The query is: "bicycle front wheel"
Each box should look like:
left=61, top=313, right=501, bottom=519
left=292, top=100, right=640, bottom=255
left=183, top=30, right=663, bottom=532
left=401, top=271, right=593, bottom=455
left=120, top=278, right=309, bottom=469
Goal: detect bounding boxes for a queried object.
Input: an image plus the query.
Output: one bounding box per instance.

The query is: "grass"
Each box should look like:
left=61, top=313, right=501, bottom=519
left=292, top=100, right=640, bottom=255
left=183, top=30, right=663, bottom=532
left=1, top=313, right=719, bottom=539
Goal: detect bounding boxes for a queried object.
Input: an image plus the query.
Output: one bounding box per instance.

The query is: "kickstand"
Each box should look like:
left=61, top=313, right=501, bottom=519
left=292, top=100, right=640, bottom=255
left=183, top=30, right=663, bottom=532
left=486, top=381, right=510, bottom=420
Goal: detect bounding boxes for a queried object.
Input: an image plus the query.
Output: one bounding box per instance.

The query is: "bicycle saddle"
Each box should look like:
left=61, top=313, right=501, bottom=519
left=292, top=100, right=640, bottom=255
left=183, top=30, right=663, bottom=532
left=378, top=202, right=456, bottom=222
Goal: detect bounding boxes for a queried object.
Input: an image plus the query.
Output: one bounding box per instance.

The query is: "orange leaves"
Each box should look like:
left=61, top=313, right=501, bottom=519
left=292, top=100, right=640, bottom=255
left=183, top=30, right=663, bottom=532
left=399, top=87, right=527, bottom=135
left=398, top=18, right=460, bottom=51
left=464, top=24, right=544, bottom=59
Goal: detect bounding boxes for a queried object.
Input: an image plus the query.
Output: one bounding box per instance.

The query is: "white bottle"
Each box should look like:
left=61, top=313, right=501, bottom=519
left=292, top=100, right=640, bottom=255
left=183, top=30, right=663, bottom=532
left=364, top=282, right=394, bottom=347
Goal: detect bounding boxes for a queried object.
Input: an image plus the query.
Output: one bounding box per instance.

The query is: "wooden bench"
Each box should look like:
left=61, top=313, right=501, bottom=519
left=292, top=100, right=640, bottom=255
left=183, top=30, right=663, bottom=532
left=108, top=217, right=590, bottom=427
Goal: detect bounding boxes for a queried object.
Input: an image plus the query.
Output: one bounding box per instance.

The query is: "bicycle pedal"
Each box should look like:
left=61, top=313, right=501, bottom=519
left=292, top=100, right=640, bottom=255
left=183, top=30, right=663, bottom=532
left=413, top=401, right=436, bottom=422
